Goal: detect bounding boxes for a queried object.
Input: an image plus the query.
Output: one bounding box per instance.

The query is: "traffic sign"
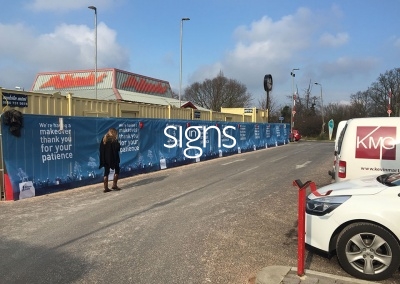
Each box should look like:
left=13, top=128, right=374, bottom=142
left=328, top=119, right=334, bottom=140
left=387, top=109, right=392, bottom=114
left=292, top=110, right=296, bottom=115
left=279, top=116, right=284, bottom=121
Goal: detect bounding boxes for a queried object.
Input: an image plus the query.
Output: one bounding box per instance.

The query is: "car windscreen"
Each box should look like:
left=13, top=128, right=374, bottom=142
left=377, top=173, right=400, bottom=186
left=336, top=123, right=348, bottom=155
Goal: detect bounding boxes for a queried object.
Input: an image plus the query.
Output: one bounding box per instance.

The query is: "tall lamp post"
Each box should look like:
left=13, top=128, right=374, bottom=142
left=179, top=17, right=190, bottom=108
left=88, top=6, right=97, bottom=101
left=314, top=82, right=325, bottom=135
left=290, top=68, right=299, bottom=136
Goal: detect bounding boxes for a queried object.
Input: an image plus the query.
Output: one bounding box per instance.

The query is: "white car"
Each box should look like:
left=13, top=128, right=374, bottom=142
left=305, top=173, right=400, bottom=281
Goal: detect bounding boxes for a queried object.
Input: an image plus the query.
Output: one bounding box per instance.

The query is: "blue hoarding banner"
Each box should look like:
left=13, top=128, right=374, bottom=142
left=2, top=114, right=290, bottom=200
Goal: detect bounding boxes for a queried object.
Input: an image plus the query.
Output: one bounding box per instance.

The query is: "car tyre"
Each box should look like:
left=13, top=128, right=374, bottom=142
left=336, top=222, right=400, bottom=281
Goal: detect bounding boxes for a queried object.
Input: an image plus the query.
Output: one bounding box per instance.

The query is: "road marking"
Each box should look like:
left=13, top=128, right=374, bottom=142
left=270, top=155, right=287, bottom=163
left=221, top=159, right=245, bottom=165
left=241, top=166, right=259, bottom=173
left=296, top=161, right=311, bottom=169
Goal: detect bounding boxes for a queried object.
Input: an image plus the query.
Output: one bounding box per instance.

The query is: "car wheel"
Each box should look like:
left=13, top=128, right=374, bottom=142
left=336, top=222, right=400, bottom=281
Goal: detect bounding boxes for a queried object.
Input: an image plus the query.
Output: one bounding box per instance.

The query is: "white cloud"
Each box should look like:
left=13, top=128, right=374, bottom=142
left=189, top=63, right=224, bottom=85
left=189, top=8, right=317, bottom=102
left=232, top=8, right=315, bottom=59
left=0, top=22, right=129, bottom=89
left=187, top=6, right=380, bottom=106
left=320, top=56, right=378, bottom=79
left=319, top=32, right=349, bottom=47
left=0, top=23, right=34, bottom=55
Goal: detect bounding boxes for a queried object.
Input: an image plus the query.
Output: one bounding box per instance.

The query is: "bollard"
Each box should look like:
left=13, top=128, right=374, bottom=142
left=292, top=179, right=312, bottom=277
left=4, top=174, right=14, bottom=201
left=292, top=179, right=330, bottom=277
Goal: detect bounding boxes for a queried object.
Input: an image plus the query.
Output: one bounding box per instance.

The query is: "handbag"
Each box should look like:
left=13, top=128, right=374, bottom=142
left=108, top=168, right=115, bottom=181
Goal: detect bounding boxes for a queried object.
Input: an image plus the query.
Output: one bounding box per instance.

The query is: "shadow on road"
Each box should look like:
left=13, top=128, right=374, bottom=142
left=0, top=238, right=87, bottom=284
left=123, top=175, right=168, bottom=188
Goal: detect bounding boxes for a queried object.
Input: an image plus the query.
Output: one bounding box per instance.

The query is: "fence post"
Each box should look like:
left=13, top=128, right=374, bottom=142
left=293, top=179, right=311, bottom=276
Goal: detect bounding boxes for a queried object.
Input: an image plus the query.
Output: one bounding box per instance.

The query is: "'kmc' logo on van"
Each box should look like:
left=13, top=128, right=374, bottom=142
left=356, top=126, right=396, bottom=160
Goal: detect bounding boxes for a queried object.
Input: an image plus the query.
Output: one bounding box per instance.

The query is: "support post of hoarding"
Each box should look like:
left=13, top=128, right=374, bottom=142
left=0, top=110, right=12, bottom=201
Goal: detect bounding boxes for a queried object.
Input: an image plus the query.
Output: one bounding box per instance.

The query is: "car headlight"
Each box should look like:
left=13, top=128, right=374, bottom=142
left=306, top=195, right=351, bottom=216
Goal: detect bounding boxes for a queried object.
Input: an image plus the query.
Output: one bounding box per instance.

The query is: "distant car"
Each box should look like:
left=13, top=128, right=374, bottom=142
left=305, top=173, right=400, bottom=281
left=290, top=129, right=301, bottom=141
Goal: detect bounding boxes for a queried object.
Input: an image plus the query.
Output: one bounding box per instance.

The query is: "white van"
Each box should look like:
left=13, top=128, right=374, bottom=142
left=334, top=117, right=400, bottom=182
left=328, top=120, right=347, bottom=178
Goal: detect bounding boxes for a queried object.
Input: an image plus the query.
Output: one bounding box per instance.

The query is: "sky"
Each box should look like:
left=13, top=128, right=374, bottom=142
left=1, top=0, right=399, bottom=108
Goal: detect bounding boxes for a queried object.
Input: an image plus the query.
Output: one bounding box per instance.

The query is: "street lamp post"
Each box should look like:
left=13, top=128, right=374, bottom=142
left=290, top=68, right=299, bottom=137
left=88, top=6, right=97, bottom=101
left=179, top=17, right=190, bottom=108
left=314, top=82, right=325, bottom=135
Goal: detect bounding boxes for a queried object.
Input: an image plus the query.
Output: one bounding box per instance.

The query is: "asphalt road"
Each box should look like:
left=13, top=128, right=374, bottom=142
left=1, top=141, right=399, bottom=284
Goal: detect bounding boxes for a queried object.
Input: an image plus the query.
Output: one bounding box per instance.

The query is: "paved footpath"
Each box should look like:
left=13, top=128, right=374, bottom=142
left=256, top=266, right=379, bottom=284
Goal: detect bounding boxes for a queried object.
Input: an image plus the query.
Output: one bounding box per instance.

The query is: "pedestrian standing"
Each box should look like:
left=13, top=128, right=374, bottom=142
left=99, top=128, right=122, bottom=192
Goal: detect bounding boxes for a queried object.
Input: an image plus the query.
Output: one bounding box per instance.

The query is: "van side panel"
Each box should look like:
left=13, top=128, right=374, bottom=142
left=334, top=118, right=400, bottom=182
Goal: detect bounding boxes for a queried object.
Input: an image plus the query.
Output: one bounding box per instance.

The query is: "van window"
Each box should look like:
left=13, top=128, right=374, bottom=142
left=336, top=123, right=348, bottom=155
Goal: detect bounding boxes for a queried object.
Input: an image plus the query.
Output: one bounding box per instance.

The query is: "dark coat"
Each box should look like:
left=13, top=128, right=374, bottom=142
left=99, top=138, right=120, bottom=169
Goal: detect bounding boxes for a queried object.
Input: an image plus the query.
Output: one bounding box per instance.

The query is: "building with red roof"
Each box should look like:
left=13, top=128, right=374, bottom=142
left=31, top=68, right=205, bottom=109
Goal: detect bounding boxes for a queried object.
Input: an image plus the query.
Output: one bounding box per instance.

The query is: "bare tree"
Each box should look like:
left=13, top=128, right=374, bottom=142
left=183, top=71, right=252, bottom=111
left=350, top=90, right=372, bottom=117
left=324, top=102, right=352, bottom=123
left=348, top=68, right=400, bottom=117
left=257, top=94, right=279, bottom=121
left=281, top=67, right=400, bottom=137
left=171, top=91, right=178, bottom=99
left=369, top=68, right=400, bottom=116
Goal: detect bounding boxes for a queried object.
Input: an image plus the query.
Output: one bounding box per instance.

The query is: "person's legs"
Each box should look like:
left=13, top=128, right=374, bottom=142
left=103, top=167, right=112, bottom=193
left=112, top=165, right=121, bottom=190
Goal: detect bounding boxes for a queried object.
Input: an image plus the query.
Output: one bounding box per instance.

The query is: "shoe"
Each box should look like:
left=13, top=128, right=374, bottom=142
left=112, top=186, right=122, bottom=191
left=103, top=176, right=111, bottom=193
